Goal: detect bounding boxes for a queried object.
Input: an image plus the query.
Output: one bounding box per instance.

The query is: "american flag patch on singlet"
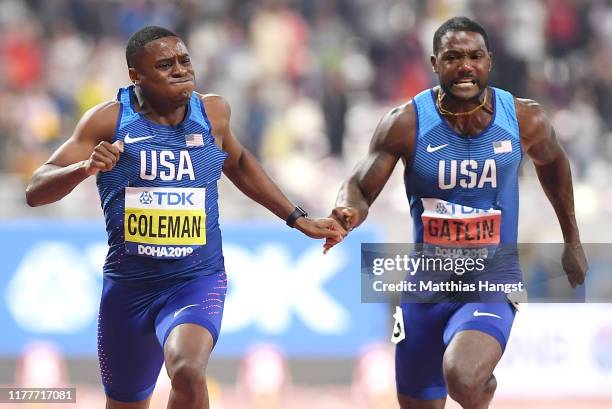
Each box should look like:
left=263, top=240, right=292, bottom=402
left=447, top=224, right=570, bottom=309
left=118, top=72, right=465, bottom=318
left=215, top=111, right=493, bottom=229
left=185, top=133, right=204, bottom=147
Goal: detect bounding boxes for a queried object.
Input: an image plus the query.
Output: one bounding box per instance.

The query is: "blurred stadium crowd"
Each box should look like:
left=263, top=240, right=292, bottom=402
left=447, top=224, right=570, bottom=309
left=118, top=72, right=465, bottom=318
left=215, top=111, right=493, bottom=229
left=1, top=0, right=611, bottom=236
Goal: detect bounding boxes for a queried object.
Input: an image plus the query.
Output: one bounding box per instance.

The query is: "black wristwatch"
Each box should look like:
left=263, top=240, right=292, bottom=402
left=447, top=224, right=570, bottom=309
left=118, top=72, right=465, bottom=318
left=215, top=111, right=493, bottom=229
left=286, top=206, right=308, bottom=227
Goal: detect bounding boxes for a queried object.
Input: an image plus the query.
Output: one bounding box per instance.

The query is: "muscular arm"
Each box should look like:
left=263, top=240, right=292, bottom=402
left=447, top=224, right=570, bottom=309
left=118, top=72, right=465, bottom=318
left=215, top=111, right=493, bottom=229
left=203, top=94, right=344, bottom=241
left=333, top=102, right=416, bottom=230
left=517, top=99, right=579, bottom=243
left=25, top=101, right=120, bottom=206
left=203, top=95, right=294, bottom=220
left=517, top=98, right=587, bottom=287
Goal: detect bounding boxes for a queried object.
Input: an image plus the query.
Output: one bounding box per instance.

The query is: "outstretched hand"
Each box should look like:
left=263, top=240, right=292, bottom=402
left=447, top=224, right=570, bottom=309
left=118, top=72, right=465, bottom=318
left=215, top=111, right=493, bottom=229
left=331, top=207, right=362, bottom=231
left=294, top=217, right=347, bottom=252
left=323, top=206, right=364, bottom=254
left=562, top=242, right=588, bottom=288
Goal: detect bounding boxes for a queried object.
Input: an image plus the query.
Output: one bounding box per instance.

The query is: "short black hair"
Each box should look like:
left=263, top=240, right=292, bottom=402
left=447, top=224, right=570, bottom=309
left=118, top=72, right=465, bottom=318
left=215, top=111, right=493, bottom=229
left=125, top=26, right=178, bottom=68
left=433, top=17, right=489, bottom=54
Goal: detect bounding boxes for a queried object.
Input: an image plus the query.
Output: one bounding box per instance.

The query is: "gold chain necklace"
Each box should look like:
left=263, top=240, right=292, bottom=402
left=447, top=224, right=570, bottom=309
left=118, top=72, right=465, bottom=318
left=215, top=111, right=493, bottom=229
left=437, top=88, right=488, bottom=116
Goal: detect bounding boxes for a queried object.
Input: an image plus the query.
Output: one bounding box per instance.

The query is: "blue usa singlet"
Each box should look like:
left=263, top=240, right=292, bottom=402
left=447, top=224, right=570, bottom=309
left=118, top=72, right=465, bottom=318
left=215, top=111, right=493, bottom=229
left=395, top=88, right=522, bottom=400
left=97, top=86, right=228, bottom=282
left=406, top=87, right=522, bottom=248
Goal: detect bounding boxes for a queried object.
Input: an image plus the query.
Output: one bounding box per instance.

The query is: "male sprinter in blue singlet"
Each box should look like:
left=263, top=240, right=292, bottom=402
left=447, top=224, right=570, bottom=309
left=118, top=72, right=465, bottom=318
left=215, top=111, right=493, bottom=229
left=326, top=17, right=588, bottom=409
left=25, top=26, right=345, bottom=409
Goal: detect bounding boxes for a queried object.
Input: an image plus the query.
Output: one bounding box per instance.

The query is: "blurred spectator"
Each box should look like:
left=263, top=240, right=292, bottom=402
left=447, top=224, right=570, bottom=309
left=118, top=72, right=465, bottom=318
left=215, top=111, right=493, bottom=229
left=0, top=20, right=42, bottom=91
left=244, top=83, right=269, bottom=159
left=250, top=1, right=310, bottom=81
left=322, top=71, right=348, bottom=157
left=0, top=0, right=610, bottom=223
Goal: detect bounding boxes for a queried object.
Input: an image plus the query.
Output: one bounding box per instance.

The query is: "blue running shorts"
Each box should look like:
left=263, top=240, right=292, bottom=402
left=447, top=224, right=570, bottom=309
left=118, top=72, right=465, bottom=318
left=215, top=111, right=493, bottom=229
left=395, top=301, right=516, bottom=400
left=97, top=271, right=227, bottom=402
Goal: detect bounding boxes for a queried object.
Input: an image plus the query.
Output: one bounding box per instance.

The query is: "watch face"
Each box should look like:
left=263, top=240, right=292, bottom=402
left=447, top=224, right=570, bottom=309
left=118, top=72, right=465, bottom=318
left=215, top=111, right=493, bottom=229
left=297, top=206, right=307, bottom=217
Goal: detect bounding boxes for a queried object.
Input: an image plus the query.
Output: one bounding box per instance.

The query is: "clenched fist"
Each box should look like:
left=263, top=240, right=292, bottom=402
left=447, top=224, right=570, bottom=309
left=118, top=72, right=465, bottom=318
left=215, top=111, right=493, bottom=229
left=84, top=140, right=124, bottom=175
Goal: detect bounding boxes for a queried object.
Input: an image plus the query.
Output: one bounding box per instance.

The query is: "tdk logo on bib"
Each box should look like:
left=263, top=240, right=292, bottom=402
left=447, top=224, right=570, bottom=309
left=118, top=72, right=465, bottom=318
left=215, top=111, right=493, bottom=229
left=138, top=191, right=196, bottom=206
left=443, top=202, right=496, bottom=216
left=139, top=191, right=153, bottom=205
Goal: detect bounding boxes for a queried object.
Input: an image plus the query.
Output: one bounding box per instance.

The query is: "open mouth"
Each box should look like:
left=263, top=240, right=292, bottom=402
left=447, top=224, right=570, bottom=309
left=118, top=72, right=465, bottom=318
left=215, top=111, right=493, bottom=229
left=453, top=79, right=478, bottom=87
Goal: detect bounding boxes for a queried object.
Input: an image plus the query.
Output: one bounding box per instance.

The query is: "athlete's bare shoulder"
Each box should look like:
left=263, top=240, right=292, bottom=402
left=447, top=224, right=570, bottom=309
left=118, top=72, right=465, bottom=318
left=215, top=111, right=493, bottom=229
left=43, top=100, right=119, bottom=168
left=387, top=100, right=417, bottom=128
left=514, top=97, right=553, bottom=151
left=195, top=93, right=232, bottom=148
left=73, top=100, right=120, bottom=144
left=196, top=93, right=230, bottom=119
left=196, top=93, right=231, bottom=138
left=515, top=98, right=550, bottom=130
left=515, top=97, right=546, bottom=118
left=370, top=100, right=416, bottom=160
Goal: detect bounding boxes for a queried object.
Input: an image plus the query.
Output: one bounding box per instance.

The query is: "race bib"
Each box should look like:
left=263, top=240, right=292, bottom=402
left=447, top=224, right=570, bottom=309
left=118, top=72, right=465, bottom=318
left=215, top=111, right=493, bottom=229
left=421, top=198, right=500, bottom=258
left=124, top=187, right=206, bottom=259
